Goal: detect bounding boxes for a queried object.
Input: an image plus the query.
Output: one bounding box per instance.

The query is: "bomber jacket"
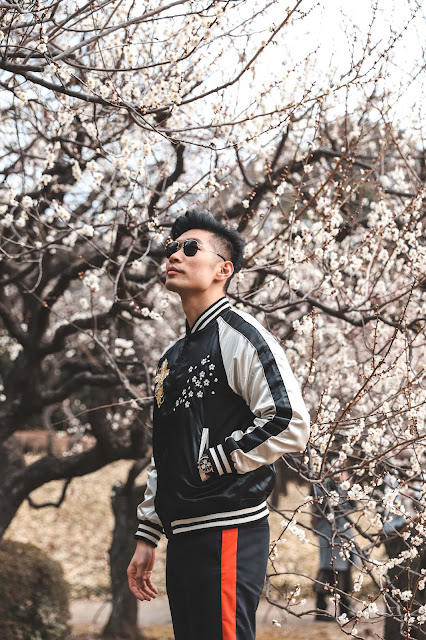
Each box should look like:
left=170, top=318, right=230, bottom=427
left=135, top=297, right=310, bottom=546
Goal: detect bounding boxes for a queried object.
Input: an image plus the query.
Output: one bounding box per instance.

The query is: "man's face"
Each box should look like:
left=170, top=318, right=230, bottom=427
left=165, top=229, right=226, bottom=295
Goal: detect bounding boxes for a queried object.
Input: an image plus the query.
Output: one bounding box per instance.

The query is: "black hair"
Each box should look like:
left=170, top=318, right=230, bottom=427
left=171, top=210, right=245, bottom=288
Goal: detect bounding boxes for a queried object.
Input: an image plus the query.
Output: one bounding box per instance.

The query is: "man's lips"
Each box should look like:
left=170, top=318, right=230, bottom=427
left=166, top=268, right=182, bottom=275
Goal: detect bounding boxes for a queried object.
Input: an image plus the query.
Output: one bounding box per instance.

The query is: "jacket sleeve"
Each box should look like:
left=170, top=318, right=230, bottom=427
left=134, top=456, right=164, bottom=547
left=205, top=314, right=310, bottom=477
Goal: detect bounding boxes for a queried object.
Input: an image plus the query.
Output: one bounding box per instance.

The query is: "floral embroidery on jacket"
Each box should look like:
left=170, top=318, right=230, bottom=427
left=172, top=355, right=217, bottom=411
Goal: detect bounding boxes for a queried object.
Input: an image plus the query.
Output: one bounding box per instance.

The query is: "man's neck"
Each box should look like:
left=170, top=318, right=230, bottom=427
left=181, top=291, right=226, bottom=328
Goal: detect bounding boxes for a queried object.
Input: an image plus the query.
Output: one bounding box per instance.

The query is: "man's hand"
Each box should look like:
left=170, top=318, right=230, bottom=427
left=127, top=540, right=158, bottom=602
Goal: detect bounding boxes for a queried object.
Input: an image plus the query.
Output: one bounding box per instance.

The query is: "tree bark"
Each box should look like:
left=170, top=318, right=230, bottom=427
left=103, top=461, right=150, bottom=640
left=384, top=534, right=426, bottom=640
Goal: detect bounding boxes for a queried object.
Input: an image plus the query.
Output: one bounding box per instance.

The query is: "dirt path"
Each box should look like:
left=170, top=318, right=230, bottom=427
left=71, top=596, right=384, bottom=639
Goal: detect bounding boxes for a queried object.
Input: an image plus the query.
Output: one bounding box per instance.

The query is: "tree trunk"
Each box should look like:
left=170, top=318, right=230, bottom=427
left=0, top=439, right=27, bottom=538
left=384, top=533, right=405, bottom=640
left=102, top=462, right=149, bottom=640
left=384, top=534, right=426, bottom=640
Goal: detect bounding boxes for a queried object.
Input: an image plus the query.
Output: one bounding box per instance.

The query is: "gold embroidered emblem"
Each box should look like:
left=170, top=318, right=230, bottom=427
left=154, top=359, right=170, bottom=407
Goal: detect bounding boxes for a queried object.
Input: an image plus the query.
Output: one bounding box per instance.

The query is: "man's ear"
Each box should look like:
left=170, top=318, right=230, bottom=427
left=217, top=261, right=234, bottom=283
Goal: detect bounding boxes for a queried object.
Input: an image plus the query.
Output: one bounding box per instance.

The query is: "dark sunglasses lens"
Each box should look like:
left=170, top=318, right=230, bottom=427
left=165, top=242, right=179, bottom=258
left=183, top=240, right=199, bottom=256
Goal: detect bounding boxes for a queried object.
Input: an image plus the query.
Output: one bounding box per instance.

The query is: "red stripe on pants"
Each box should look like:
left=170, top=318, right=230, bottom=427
left=221, top=528, right=238, bottom=640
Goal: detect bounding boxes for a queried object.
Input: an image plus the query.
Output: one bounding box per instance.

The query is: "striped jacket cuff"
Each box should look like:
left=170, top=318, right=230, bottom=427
left=170, top=501, right=269, bottom=535
left=134, top=521, right=163, bottom=547
left=208, top=443, right=235, bottom=476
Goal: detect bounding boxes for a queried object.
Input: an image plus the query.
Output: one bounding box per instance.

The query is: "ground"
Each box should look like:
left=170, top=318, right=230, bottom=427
left=5, top=459, right=330, bottom=596
left=6, top=458, right=384, bottom=638
left=68, top=594, right=383, bottom=639
left=69, top=626, right=355, bottom=640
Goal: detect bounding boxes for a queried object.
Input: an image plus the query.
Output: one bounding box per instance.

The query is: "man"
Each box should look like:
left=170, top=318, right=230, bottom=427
left=127, top=210, right=310, bottom=640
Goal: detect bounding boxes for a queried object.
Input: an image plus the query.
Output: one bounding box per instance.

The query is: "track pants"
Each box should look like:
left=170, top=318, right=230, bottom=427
left=166, top=518, right=270, bottom=640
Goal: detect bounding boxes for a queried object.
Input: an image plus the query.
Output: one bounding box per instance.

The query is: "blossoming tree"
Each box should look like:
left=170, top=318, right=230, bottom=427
left=0, top=1, right=425, bottom=638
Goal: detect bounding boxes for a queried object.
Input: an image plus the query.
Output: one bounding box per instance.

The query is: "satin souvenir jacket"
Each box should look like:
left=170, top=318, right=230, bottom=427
left=135, top=297, right=310, bottom=545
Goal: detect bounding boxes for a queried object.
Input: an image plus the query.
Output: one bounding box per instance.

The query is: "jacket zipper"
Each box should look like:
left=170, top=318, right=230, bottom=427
left=198, top=427, right=209, bottom=461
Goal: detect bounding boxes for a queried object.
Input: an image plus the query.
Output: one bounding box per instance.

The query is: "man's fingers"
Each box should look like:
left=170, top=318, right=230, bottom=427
left=145, top=574, right=158, bottom=595
left=128, top=574, right=157, bottom=601
left=127, top=563, right=149, bottom=601
left=127, top=563, right=157, bottom=601
left=127, top=574, right=146, bottom=601
left=127, top=542, right=157, bottom=601
left=138, top=571, right=157, bottom=598
left=142, top=572, right=158, bottom=597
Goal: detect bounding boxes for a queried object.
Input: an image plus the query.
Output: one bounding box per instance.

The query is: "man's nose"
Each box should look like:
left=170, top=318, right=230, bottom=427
left=169, top=249, right=184, bottom=262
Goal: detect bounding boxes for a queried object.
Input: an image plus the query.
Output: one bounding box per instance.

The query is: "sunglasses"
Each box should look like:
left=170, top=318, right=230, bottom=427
left=165, top=239, right=226, bottom=261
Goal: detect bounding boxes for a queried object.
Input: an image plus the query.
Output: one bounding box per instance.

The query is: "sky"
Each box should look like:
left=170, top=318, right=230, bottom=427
left=253, top=0, right=425, bottom=131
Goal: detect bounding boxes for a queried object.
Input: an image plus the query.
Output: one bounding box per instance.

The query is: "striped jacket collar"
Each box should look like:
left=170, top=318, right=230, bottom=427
left=186, top=297, right=231, bottom=335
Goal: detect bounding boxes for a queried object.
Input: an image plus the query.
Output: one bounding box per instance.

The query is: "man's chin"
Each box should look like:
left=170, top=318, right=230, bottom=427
left=165, top=279, right=182, bottom=292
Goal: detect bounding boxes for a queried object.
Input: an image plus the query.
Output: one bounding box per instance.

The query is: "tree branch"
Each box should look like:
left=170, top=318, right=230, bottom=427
left=0, top=300, right=28, bottom=346
left=40, top=372, right=120, bottom=406
left=147, top=142, right=185, bottom=217
left=27, top=477, right=72, bottom=509
left=39, top=307, right=120, bottom=357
